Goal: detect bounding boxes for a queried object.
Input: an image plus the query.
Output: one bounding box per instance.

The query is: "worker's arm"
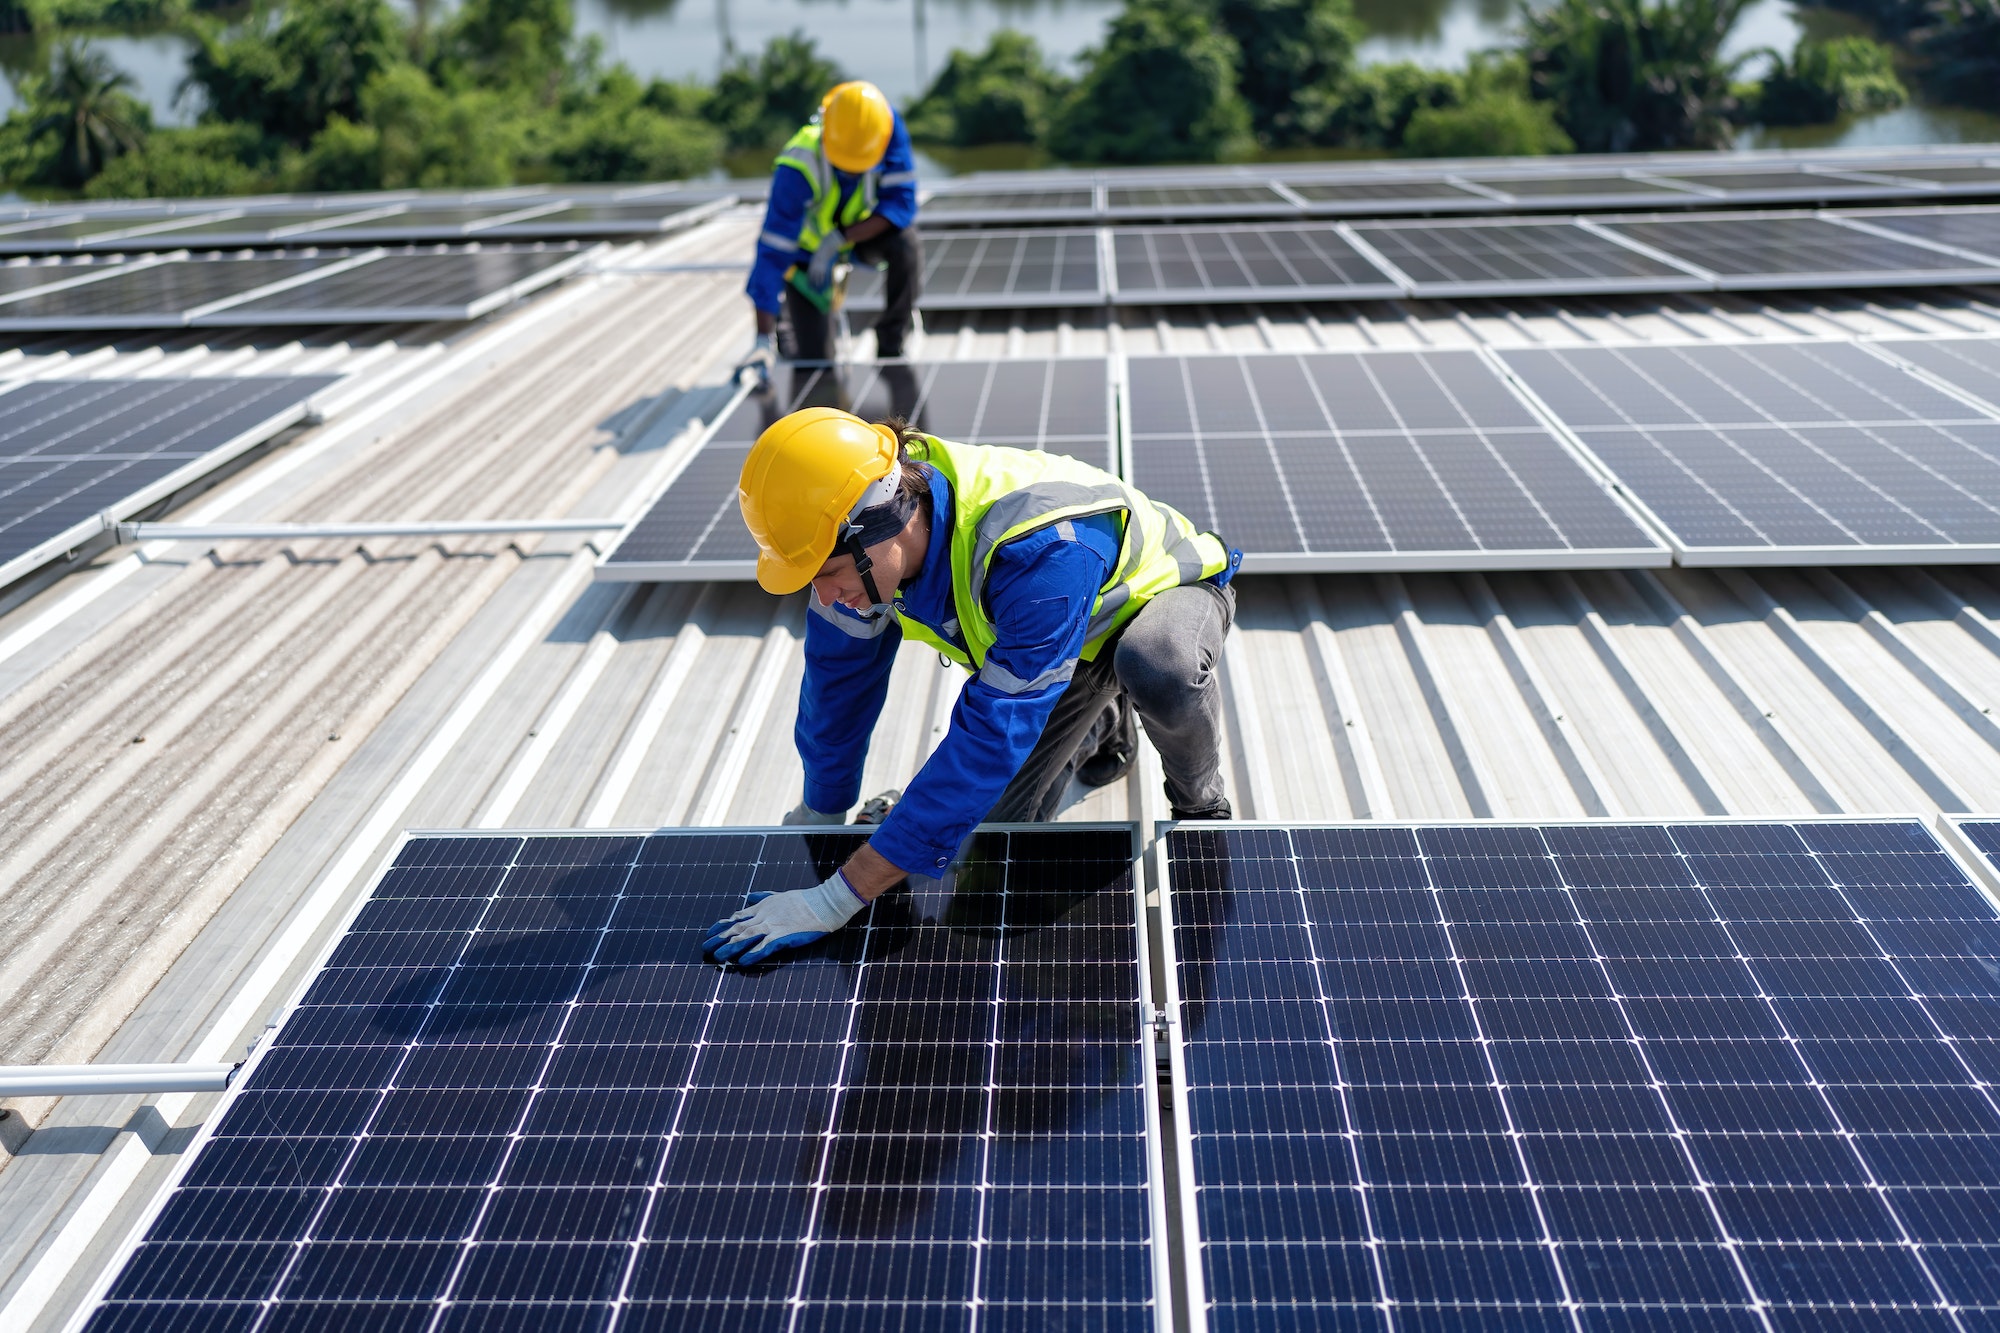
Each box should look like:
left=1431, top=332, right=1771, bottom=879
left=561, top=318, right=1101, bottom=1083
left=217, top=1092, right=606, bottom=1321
left=795, top=597, right=901, bottom=817
left=746, top=166, right=814, bottom=323
left=872, top=113, right=918, bottom=230
left=858, top=519, right=1118, bottom=884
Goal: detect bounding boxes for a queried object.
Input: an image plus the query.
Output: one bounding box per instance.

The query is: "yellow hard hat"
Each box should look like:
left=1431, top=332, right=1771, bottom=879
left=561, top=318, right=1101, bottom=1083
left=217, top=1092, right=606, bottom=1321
left=739, top=407, right=899, bottom=594
left=819, top=81, right=894, bottom=173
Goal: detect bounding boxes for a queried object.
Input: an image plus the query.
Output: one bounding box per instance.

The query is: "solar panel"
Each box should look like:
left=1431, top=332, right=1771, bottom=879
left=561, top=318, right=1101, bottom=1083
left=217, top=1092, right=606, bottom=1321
left=1104, top=184, right=1297, bottom=218
left=1841, top=207, right=2000, bottom=263
left=1471, top=174, right=1696, bottom=200
left=480, top=200, right=721, bottom=238
left=1878, top=338, right=2000, bottom=413
left=1873, top=166, right=2000, bottom=187
left=0, top=375, right=337, bottom=586
left=105, top=208, right=384, bottom=245
left=1649, top=170, right=1864, bottom=196
left=206, top=249, right=588, bottom=324
left=1501, top=340, right=2000, bottom=564
left=1282, top=180, right=1486, bottom=206
left=1347, top=219, right=1700, bottom=296
left=1124, top=350, right=1666, bottom=571
left=289, top=203, right=564, bottom=241
left=848, top=228, right=1102, bottom=311
left=920, top=188, right=1099, bottom=225
left=1597, top=213, right=2000, bottom=288
left=0, top=256, right=342, bottom=330
left=1162, top=818, right=2000, bottom=1331
left=0, top=262, right=120, bottom=299
left=600, top=358, right=1113, bottom=581
left=83, top=825, right=1163, bottom=1332
left=1110, top=225, right=1401, bottom=304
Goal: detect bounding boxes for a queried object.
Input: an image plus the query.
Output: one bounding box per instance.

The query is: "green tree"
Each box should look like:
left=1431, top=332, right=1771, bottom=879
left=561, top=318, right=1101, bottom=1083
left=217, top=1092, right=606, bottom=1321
left=1215, top=0, right=1363, bottom=144
left=1402, top=90, right=1575, bottom=153
left=84, top=121, right=264, bottom=195
left=538, top=66, right=721, bottom=178
left=435, top=0, right=574, bottom=99
left=31, top=41, right=148, bottom=186
left=1302, top=60, right=1463, bottom=147
left=1917, top=0, right=2000, bottom=109
left=293, top=64, right=518, bottom=188
left=1520, top=0, right=1751, bottom=151
left=1046, top=0, right=1251, bottom=162
left=185, top=0, right=404, bottom=146
left=1754, top=34, right=1904, bottom=123
left=705, top=31, right=841, bottom=150
left=906, top=30, right=1069, bottom=145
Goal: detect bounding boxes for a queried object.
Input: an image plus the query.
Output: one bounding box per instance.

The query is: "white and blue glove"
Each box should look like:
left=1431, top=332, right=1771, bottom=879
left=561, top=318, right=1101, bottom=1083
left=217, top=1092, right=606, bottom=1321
left=703, top=870, right=868, bottom=966
left=806, top=229, right=846, bottom=288
left=782, top=800, right=847, bottom=826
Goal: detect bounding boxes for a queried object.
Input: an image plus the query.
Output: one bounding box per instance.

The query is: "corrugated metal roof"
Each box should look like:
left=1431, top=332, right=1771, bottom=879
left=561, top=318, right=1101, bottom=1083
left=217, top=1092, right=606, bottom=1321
left=7, top=200, right=2000, bottom=1330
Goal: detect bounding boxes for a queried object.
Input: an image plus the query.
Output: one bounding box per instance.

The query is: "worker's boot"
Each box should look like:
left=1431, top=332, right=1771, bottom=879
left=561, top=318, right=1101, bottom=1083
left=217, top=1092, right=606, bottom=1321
left=852, top=789, right=902, bottom=825
left=1076, top=694, right=1137, bottom=788
left=1169, top=797, right=1233, bottom=821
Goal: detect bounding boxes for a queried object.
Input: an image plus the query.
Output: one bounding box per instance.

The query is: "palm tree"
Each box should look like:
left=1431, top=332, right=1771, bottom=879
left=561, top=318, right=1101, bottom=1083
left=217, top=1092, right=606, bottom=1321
left=1521, top=0, right=1753, bottom=152
left=31, top=42, right=148, bottom=187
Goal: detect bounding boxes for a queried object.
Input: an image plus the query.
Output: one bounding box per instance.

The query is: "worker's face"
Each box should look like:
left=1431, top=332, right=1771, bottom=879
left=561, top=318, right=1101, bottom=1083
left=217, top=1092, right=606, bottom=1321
left=810, top=539, right=906, bottom=612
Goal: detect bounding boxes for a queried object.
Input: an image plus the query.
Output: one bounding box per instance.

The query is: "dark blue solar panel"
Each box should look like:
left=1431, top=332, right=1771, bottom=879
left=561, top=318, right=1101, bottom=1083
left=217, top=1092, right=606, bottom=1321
left=89, top=826, right=1157, bottom=1331
left=1168, top=820, right=2000, bottom=1330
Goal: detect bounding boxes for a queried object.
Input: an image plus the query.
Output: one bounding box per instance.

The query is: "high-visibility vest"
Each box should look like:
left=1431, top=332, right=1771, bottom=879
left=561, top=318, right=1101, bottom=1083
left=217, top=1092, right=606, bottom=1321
left=894, top=436, right=1230, bottom=693
left=774, top=123, right=879, bottom=254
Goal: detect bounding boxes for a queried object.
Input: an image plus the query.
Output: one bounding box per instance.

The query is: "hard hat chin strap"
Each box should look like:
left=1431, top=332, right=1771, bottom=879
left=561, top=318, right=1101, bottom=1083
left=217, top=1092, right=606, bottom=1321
left=838, top=521, right=889, bottom=619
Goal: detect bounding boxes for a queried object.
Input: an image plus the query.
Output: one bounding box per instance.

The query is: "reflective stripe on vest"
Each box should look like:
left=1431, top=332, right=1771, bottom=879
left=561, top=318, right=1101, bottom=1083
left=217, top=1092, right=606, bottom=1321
left=894, top=436, right=1229, bottom=685
left=775, top=124, right=880, bottom=254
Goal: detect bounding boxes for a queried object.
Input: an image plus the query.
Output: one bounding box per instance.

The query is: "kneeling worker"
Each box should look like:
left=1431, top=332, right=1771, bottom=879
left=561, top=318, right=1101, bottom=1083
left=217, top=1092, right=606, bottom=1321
left=747, top=80, right=921, bottom=366
left=705, top=409, right=1242, bottom=967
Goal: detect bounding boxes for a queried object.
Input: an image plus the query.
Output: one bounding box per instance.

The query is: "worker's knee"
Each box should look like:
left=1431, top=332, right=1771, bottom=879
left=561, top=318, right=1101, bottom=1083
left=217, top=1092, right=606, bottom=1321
left=1115, top=595, right=1224, bottom=721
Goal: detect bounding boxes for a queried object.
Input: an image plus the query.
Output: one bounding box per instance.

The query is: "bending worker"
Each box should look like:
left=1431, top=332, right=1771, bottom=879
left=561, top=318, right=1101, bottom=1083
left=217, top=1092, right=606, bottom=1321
left=704, top=408, right=1242, bottom=967
left=746, top=80, right=921, bottom=365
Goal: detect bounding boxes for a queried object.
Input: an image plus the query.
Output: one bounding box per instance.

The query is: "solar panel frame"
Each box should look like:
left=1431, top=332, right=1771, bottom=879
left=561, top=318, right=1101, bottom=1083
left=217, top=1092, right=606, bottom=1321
left=847, top=227, right=1105, bottom=310
left=1635, top=168, right=1908, bottom=202
left=77, top=822, right=1173, bottom=1333
left=598, top=356, right=1118, bottom=582
left=1108, top=223, right=1403, bottom=304
left=1345, top=217, right=1708, bottom=297
left=1872, top=337, right=2000, bottom=415
left=0, top=374, right=339, bottom=588
left=1122, top=347, right=1670, bottom=573
left=918, top=186, right=1102, bottom=226
left=279, top=201, right=571, bottom=242
left=1156, top=815, right=2000, bottom=1333
left=1832, top=206, right=2000, bottom=266
left=0, top=253, right=368, bottom=330
left=477, top=195, right=735, bottom=239
left=1499, top=338, right=2000, bottom=565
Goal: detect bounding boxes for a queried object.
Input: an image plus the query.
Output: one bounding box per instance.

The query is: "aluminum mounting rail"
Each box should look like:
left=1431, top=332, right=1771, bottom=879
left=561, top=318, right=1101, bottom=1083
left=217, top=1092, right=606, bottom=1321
left=118, top=519, right=625, bottom=541
left=0, top=1063, right=237, bottom=1096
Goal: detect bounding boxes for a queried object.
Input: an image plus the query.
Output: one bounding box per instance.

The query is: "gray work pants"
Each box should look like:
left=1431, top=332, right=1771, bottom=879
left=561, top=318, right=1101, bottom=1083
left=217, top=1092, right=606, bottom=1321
left=988, top=581, right=1235, bottom=822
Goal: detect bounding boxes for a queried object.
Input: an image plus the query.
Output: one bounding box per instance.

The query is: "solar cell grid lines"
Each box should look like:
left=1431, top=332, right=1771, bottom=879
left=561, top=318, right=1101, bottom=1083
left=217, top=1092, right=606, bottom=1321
left=599, top=358, right=1113, bottom=581
left=1163, top=818, right=2000, bottom=1332
left=1501, top=340, right=2000, bottom=563
left=847, top=229, right=1101, bottom=310
left=86, top=825, right=1162, bottom=1332
left=1123, top=349, right=1665, bottom=571
left=1110, top=225, right=1399, bottom=303
left=1346, top=219, right=1698, bottom=295
left=0, top=375, right=336, bottom=586
left=1598, top=213, right=2000, bottom=287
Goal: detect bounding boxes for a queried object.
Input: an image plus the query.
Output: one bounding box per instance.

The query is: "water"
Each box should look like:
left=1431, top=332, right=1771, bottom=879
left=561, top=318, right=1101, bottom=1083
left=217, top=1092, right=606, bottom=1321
left=3, top=0, right=1996, bottom=157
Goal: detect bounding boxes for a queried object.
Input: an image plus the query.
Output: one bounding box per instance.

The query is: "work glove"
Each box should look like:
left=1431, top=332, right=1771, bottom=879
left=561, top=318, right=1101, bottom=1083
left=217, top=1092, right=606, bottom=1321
left=737, top=332, right=775, bottom=386
left=806, top=229, right=846, bottom=288
left=703, top=871, right=867, bottom=966
left=782, top=800, right=847, bottom=825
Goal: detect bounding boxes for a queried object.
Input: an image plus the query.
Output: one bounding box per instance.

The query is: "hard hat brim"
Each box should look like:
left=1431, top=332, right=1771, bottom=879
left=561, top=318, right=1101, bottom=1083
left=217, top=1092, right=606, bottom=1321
left=757, top=544, right=826, bottom=596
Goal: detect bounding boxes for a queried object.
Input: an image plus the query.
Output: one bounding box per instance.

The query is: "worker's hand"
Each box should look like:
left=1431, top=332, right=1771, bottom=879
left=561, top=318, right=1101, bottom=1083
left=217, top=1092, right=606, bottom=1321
left=807, top=229, right=847, bottom=288
left=703, top=871, right=867, bottom=966
left=782, top=800, right=846, bottom=825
